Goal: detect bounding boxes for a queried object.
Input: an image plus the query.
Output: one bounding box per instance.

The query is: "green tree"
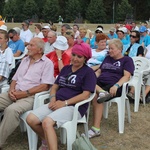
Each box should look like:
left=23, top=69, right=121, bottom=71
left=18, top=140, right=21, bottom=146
left=86, top=0, right=106, bottom=23
left=23, top=0, right=38, bottom=21
left=0, top=0, right=5, bottom=16
left=3, top=0, right=18, bottom=22
left=116, top=0, right=133, bottom=22
left=65, top=0, right=82, bottom=22
left=42, top=0, right=60, bottom=22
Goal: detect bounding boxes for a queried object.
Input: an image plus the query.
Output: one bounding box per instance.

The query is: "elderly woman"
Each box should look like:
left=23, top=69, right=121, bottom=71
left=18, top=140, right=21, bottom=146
left=123, top=30, right=144, bottom=57
left=0, top=30, right=13, bottom=88
left=79, top=27, right=90, bottom=44
left=88, top=39, right=134, bottom=138
left=26, top=40, right=97, bottom=150
left=46, top=36, right=70, bottom=77
left=87, top=33, right=109, bottom=70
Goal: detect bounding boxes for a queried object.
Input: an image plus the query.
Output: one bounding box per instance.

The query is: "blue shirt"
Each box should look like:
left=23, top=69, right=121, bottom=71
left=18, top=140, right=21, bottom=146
left=8, top=39, right=25, bottom=54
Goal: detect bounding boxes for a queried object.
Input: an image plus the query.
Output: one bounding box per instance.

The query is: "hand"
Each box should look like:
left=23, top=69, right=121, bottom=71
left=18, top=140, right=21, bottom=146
left=8, top=89, right=17, bottom=101
left=12, top=91, right=27, bottom=100
left=55, top=49, right=62, bottom=58
left=49, top=100, right=65, bottom=110
left=109, top=86, right=118, bottom=97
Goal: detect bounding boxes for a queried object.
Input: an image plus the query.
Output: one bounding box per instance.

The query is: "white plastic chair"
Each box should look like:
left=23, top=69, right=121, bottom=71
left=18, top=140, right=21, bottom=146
left=22, top=92, right=95, bottom=150
left=103, top=82, right=131, bottom=134
left=14, top=47, right=28, bottom=61
left=129, top=57, right=150, bottom=112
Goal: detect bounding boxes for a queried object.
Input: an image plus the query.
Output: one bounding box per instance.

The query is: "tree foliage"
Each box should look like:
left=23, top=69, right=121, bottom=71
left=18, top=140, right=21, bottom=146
left=2, top=0, right=150, bottom=23
left=116, top=0, right=133, bottom=22
left=23, top=0, right=38, bottom=21
left=86, top=0, right=106, bottom=23
left=65, top=0, right=82, bottom=22
left=42, top=0, right=60, bottom=22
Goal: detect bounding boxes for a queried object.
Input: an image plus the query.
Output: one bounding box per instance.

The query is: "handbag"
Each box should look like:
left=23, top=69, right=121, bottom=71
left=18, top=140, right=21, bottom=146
left=72, top=132, right=97, bottom=150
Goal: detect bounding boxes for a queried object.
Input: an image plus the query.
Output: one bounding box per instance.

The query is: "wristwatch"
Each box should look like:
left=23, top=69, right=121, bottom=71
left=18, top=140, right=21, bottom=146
left=58, top=58, right=62, bottom=61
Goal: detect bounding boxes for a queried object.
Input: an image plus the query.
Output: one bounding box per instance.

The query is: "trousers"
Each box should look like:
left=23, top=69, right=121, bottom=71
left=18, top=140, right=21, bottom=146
left=0, top=92, right=34, bottom=147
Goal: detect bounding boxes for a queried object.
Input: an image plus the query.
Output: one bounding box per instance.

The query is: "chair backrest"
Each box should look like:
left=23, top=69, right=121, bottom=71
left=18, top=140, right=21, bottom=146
left=14, top=47, right=28, bottom=60
left=132, top=57, right=150, bottom=79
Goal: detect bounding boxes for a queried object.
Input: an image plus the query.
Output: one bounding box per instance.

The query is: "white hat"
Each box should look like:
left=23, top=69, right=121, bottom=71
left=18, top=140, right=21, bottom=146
left=13, top=27, right=21, bottom=35
left=53, top=36, right=68, bottom=51
left=0, top=25, right=7, bottom=32
left=42, top=25, right=50, bottom=30
left=95, top=27, right=103, bottom=32
left=117, top=27, right=127, bottom=34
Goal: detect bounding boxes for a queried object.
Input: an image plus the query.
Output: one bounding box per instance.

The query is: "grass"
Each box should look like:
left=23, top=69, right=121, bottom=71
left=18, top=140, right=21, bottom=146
left=3, top=102, right=150, bottom=150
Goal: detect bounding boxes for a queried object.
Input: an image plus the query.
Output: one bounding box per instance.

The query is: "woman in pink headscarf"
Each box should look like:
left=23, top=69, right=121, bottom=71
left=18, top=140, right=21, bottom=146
left=26, top=39, right=97, bottom=150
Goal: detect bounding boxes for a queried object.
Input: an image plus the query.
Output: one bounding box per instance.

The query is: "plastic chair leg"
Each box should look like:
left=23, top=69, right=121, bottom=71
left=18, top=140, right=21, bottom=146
left=134, top=85, right=141, bottom=112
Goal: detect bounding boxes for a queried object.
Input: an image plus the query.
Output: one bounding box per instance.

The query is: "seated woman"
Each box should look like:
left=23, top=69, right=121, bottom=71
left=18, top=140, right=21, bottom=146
left=88, top=39, right=134, bottom=138
left=79, top=27, right=90, bottom=44
left=87, top=33, right=109, bottom=71
left=0, top=30, right=13, bottom=88
left=26, top=40, right=97, bottom=150
left=46, top=36, right=70, bottom=78
left=122, top=30, right=144, bottom=57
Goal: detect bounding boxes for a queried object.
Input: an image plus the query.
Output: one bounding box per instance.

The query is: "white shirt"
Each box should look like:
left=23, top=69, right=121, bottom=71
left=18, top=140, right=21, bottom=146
left=44, top=42, right=55, bottom=54
left=20, top=29, right=33, bottom=43
left=0, top=47, right=13, bottom=64
left=34, top=32, right=44, bottom=38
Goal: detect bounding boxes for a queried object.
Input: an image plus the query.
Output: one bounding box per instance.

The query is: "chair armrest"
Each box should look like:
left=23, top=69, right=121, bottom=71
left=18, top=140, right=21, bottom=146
left=33, top=90, right=50, bottom=109
left=121, top=82, right=129, bottom=99
left=72, top=92, right=95, bottom=122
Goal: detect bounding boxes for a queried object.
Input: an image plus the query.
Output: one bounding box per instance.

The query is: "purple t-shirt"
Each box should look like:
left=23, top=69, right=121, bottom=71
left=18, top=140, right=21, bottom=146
left=97, top=55, right=134, bottom=86
left=55, top=64, right=96, bottom=116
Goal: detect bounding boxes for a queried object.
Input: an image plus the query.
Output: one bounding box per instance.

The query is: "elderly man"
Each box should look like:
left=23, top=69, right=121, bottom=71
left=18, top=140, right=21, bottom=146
left=42, top=26, right=50, bottom=42
left=0, top=37, right=54, bottom=149
left=8, top=27, right=25, bottom=57
left=20, top=20, right=33, bottom=46
left=44, top=30, right=57, bottom=54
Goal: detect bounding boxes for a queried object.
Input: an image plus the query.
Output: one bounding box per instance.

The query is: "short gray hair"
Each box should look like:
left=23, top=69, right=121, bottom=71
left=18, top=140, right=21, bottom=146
left=108, top=39, right=123, bottom=51
left=35, top=37, right=45, bottom=52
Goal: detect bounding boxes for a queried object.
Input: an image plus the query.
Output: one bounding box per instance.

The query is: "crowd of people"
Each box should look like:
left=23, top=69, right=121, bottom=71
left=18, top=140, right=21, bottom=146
left=0, top=20, right=150, bottom=150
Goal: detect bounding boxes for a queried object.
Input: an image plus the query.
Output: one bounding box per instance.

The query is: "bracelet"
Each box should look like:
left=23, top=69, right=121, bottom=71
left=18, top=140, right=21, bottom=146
left=65, top=100, right=68, bottom=106
left=58, top=58, right=62, bottom=61
left=114, top=83, right=120, bottom=88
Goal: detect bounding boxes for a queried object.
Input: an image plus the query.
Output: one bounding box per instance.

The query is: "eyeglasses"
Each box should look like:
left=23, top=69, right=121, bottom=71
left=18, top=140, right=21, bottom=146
left=130, top=35, right=137, bottom=38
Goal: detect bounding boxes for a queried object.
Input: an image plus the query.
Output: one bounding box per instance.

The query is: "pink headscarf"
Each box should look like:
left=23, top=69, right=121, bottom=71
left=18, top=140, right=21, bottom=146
left=72, top=40, right=92, bottom=61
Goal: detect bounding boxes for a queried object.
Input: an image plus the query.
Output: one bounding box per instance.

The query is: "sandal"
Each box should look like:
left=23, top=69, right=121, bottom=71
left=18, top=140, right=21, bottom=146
left=88, top=128, right=100, bottom=138
left=97, top=91, right=112, bottom=104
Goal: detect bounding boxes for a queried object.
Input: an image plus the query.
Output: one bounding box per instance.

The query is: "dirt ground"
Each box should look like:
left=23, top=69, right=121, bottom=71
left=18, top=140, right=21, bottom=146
left=2, top=102, right=150, bottom=150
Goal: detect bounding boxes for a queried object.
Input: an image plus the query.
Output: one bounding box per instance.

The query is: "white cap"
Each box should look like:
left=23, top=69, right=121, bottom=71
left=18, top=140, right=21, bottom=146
left=0, top=25, right=7, bottom=32
left=117, top=27, right=127, bottom=34
left=42, top=25, right=50, bottom=30
left=53, top=36, right=68, bottom=51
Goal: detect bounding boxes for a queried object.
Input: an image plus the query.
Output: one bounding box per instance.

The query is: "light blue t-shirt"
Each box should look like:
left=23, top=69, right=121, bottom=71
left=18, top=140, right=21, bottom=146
left=140, top=34, right=150, bottom=47
left=8, top=39, right=25, bottom=54
left=107, top=33, right=118, bottom=39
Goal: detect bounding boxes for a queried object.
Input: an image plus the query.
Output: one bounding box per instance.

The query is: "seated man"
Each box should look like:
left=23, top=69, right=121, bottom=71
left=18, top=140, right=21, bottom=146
left=0, top=37, right=55, bottom=149
left=44, top=30, right=57, bottom=54
left=8, top=27, right=25, bottom=57
left=20, top=20, right=33, bottom=46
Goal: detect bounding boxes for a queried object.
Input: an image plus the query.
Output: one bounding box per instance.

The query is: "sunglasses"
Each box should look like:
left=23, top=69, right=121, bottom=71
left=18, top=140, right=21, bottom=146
left=130, top=35, right=137, bottom=38
left=65, top=31, right=74, bottom=38
left=9, top=35, right=14, bottom=39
